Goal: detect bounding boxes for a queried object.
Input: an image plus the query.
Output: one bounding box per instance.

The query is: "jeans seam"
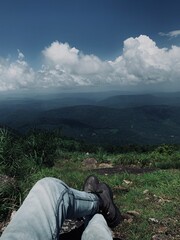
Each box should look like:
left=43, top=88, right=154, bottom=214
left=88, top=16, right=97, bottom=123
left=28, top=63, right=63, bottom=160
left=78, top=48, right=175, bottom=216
left=53, top=184, right=68, bottom=240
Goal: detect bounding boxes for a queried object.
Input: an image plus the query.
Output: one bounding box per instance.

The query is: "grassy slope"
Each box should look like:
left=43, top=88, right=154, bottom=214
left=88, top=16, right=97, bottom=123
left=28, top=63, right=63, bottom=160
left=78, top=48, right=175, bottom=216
left=0, top=129, right=180, bottom=239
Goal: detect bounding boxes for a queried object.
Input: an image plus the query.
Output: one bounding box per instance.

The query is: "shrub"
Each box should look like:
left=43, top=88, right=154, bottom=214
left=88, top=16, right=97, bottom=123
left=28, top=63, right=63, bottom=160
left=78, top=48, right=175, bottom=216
left=23, top=130, right=58, bottom=167
left=0, top=128, right=40, bottom=179
left=0, top=128, right=24, bottom=177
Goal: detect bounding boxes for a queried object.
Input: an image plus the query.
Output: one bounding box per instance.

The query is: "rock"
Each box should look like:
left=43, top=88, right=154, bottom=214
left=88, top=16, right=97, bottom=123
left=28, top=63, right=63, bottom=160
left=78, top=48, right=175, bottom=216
left=98, top=163, right=113, bottom=168
left=126, top=210, right=141, bottom=217
left=82, top=158, right=97, bottom=169
left=149, top=218, right=159, bottom=224
left=143, top=189, right=149, bottom=194
left=123, top=179, right=133, bottom=185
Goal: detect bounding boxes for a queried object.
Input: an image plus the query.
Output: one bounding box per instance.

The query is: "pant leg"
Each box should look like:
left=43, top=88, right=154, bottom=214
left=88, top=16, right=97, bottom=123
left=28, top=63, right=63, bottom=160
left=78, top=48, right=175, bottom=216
left=1, top=177, right=99, bottom=240
left=81, top=214, right=113, bottom=240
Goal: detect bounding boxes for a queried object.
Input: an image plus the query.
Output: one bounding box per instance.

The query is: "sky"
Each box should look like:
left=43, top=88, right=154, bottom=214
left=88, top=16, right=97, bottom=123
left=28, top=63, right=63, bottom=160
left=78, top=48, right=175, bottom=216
left=0, top=0, right=180, bottom=93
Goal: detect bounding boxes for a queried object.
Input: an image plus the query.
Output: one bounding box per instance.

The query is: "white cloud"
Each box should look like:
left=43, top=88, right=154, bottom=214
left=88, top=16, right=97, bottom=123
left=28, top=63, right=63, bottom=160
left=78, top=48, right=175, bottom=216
left=40, top=37, right=180, bottom=88
left=0, top=35, right=180, bottom=91
left=40, top=41, right=111, bottom=87
left=0, top=51, right=35, bottom=91
left=42, top=41, right=110, bottom=75
left=42, top=41, right=79, bottom=66
left=159, top=30, right=180, bottom=38
left=120, top=35, right=172, bottom=84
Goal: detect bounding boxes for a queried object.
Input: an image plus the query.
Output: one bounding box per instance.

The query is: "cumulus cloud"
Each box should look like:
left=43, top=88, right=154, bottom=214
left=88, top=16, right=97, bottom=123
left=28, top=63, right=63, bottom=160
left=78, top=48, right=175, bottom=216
left=42, top=41, right=110, bottom=75
left=159, top=30, right=180, bottom=38
left=0, top=51, right=35, bottom=91
left=39, top=41, right=111, bottom=87
left=42, top=41, right=79, bottom=66
left=120, top=35, right=172, bottom=84
left=0, top=35, right=180, bottom=91
left=40, top=37, right=180, bottom=88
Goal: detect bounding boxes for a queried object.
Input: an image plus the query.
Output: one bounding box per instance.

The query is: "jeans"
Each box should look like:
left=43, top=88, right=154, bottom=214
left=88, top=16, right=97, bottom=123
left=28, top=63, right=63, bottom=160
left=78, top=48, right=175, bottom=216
left=1, top=177, right=113, bottom=240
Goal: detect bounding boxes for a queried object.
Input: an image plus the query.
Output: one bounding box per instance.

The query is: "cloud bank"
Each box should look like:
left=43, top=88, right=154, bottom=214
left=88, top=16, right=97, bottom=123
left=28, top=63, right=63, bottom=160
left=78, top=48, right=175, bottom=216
left=0, top=35, right=180, bottom=91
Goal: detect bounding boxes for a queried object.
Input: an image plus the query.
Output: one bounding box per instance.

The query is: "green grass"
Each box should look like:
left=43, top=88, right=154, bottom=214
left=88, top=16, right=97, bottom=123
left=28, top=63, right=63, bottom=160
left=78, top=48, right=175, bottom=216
left=0, top=128, right=180, bottom=239
left=90, top=170, right=180, bottom=240
left=17, top=165, right=180, bottom=240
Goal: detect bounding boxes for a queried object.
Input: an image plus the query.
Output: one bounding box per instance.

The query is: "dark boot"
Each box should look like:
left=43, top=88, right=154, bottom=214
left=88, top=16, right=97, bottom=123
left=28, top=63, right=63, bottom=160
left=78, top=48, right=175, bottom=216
left=97, top=182, right=123, bottom=228
left=83, top=175, right=99, bottom=193
left=83, top=176, right=122, bottom=228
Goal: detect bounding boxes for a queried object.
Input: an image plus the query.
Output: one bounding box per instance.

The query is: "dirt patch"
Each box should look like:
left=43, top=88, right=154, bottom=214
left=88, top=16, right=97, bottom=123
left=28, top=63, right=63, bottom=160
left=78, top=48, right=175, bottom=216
left=93, top=164, right=156, bottom=175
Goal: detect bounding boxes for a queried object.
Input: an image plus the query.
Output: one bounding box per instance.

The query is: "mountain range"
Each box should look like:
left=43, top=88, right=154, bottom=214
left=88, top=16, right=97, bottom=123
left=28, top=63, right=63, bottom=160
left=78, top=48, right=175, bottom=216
left=0, top=91, right=180, bottom=145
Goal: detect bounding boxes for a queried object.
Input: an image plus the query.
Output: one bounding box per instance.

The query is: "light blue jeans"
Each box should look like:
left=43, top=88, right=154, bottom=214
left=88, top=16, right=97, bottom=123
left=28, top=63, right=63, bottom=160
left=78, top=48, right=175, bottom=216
left=1, top=177, right=113, bottom=240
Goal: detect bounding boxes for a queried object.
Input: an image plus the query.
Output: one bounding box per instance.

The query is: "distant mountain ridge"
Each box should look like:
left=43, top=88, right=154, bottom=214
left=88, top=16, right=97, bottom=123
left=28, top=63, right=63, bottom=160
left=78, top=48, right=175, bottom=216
left=98, top=94, right=180, bottom=109
left=0, top=91, right=180, bottom=145
left=37, top=105, right=180, bottom=145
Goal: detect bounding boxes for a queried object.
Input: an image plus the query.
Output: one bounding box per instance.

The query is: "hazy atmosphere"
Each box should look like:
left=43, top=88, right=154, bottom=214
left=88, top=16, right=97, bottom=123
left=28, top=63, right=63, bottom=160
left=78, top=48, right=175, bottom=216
left=0, top=0, right=180, bottom=93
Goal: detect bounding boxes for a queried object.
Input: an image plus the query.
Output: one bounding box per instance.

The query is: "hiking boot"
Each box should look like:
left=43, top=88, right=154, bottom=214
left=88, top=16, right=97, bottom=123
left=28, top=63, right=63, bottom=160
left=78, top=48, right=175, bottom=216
left=83, top=176, right=122, bottom=228
left=83, top=175, right=99, bottom=193
left=97, top=182, right=122, bottom=228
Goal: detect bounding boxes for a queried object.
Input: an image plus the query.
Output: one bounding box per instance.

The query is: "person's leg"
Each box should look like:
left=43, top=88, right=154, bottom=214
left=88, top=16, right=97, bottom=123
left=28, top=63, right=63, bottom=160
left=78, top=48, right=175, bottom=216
left=81, top=214, right=113, bottom=240
left=1, top=177, right=99, bottom=240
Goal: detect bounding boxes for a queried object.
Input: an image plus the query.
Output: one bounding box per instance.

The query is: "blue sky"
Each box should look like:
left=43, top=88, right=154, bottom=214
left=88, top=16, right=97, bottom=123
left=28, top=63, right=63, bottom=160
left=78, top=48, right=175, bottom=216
left=0, top=0, right=180, bottom=92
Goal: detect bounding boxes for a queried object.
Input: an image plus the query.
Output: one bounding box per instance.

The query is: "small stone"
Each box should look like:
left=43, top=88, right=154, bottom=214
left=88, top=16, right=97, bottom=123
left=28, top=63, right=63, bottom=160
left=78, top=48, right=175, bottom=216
left=149, top=218, right=159, bottom=224
left=143, top=189, right=149, bottom=194
left=123, top=179, right=133, bottom=185
left=127, top=210, right=141, bottom=217
left=82, top=158, right=97, bottom=169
